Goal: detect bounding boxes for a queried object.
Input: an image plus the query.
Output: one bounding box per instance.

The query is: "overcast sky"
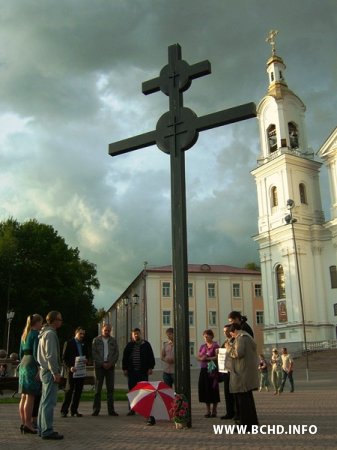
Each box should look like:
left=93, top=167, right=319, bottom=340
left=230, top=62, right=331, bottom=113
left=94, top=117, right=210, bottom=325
left=0, top=0, right=336, bottom=309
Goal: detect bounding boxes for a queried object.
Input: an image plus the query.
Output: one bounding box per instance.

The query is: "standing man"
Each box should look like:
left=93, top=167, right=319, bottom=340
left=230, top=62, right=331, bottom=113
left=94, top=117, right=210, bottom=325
left=220, top=324, right=235, bottom=420
left=37, top=311, right=63, bottom=440
left=92, top=323, right=119, bottom=416
left=122, top=328, right=155, bottom=416
left=279, top=347, right=294, bottom=393
left=60, top=327, right=88, bottom=418
left=161, top=327, right=174, bottom=387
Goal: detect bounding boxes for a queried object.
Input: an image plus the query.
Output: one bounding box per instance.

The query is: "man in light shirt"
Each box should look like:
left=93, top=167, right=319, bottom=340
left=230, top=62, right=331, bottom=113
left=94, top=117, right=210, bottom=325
left=279, top=347, right=294, bottom=393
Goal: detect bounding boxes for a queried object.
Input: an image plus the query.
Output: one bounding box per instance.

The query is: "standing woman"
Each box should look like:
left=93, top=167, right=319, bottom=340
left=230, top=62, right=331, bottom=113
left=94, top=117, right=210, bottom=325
left=19, top=314, right=43, bottom=434
left=197, top=329, right=220, bottom=418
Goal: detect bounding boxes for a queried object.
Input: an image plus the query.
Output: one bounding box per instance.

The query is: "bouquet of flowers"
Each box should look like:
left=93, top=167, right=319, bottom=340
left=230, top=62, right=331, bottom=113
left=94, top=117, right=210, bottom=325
left=170, top=393, right=189, bottom=424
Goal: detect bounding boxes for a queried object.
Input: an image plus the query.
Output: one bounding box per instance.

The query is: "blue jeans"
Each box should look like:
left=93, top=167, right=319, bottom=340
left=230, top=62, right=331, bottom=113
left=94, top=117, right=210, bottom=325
left=38, top=369, right=58, bottom=437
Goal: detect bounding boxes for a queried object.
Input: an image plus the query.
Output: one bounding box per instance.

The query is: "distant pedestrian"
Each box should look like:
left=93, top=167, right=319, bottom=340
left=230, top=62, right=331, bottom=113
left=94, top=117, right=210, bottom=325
left=279, top=348, right=294, bottom=393
left=227, top=311, right=254, bottom=338
left=270, top=348, right=282, bottom=395
left=37, top=311, right=64, bottom=440
left=161, top=328, right=174, bottom=387
left=92, top=324, right=119, bottom=416
left=60, top=327, right=88, bottom=418
left=122, top=328, right=155, bottom=416
left=258, top=354, right=270, bottom=391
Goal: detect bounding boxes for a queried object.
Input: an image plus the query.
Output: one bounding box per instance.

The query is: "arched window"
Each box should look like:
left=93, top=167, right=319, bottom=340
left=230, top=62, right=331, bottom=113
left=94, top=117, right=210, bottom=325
left=288, top=122, right=299, bottom=149
left=276, top=264, right=286, bottom=299
left=271, top=186, right=278, bottom=207
left=299, top=183, right=307, bottom=204
left=267, top=124, right=277, bottom=153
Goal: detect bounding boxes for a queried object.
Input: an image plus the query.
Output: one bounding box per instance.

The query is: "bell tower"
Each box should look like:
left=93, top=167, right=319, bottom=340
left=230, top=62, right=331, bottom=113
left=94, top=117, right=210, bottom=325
left=251, top=31, right=333, bottom=351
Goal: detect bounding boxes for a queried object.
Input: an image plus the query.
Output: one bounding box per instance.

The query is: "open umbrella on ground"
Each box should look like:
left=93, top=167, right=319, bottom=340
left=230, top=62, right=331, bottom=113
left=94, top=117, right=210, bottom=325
left=126, top=380, right=175, bottom=420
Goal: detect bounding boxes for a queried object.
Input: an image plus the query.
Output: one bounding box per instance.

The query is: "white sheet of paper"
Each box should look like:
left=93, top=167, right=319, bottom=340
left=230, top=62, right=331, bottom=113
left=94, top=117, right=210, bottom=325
left=73, top=356, right=86, bottom=378
left=217, top=348, right=227, bottom=373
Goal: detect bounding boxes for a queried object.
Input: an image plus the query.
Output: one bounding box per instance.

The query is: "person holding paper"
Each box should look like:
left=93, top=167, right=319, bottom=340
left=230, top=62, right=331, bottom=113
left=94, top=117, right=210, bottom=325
left=219, top=325, right=235, bottom=420
left=60, top=327, right=88, bottom=418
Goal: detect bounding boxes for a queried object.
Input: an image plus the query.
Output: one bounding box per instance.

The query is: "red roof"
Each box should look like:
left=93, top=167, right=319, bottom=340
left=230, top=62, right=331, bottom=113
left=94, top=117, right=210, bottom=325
left=147, top=263, right=260, bottom=275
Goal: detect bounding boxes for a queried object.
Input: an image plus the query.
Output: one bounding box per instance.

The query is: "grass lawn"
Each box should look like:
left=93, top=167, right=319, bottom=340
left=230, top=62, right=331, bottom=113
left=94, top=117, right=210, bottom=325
left=0, top=389, right=128, bottom=404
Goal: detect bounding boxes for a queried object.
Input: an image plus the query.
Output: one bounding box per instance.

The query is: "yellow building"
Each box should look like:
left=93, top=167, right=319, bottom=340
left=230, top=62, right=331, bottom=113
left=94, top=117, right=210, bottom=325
left=105, top=263, right=263, bottom=366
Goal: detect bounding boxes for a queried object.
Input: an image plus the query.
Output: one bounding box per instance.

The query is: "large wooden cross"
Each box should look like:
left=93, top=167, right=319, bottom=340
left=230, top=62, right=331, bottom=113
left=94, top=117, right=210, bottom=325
left=109, top=44, right=256, bottom=427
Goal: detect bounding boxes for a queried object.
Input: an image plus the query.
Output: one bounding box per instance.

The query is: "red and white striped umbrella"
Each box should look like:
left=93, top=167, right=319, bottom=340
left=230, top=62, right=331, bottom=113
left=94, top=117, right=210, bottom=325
left=127, top=380, right=175, bottom=420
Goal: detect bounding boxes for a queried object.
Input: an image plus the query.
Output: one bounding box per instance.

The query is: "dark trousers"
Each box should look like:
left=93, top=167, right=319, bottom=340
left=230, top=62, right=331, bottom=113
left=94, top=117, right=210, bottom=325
left=93, top=367, right=116, bottom=414
left=280, top=370, right=294, bottom=392
left=223, top=373, right=235, bottom=417
left=61, top=375, right=84, bottom=415
left=127, top=370, right=148, bottom=409
left=234, top=391, right=258, bottom=430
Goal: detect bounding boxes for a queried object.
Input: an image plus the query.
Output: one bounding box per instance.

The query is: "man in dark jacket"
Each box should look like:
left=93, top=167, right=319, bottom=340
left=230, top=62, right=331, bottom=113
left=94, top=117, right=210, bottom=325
left=60, top=327, right=88, bottom=418
left=122, top=328, right=155, bottom=416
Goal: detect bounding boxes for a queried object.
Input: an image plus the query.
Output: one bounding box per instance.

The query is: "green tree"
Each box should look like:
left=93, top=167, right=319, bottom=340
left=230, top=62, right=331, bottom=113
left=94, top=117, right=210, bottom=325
left=244, top=262, right=261, bottom=271
left=0, top=218, right=100, bottom=352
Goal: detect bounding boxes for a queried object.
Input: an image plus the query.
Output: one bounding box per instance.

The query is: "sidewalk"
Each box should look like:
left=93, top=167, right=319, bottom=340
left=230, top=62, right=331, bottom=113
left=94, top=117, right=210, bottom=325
left=1, top=371, right=337, bottom=450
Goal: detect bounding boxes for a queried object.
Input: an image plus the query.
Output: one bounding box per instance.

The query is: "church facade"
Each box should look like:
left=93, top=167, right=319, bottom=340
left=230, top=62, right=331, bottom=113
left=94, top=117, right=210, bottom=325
left=251, top=36, right=337, bottom=352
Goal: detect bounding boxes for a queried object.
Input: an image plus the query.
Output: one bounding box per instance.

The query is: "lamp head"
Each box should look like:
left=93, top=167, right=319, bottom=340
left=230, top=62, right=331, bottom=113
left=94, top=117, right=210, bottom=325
left=132, top=293, right=139, bottom=305
left=287, top=199, right=295, bottom=210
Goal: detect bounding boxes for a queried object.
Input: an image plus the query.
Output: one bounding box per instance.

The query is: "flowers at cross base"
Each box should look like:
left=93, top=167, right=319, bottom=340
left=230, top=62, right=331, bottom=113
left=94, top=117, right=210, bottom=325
left=169, top=393, right=189, bottom=424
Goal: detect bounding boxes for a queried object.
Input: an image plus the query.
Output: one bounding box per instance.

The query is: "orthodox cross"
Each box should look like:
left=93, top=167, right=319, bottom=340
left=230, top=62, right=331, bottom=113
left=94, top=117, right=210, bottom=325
left=109, top=44, right=256, bottom=427
left=266, top=29, right=279, bottom=55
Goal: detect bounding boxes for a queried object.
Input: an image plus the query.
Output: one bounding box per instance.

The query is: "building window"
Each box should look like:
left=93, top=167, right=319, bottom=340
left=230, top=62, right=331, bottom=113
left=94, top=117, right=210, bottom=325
left=278, top=332, right=286, bottom=340
left=189, top=311, right=194, bottom=326
left=188, top=283, right=193, bottom=297
left=330, top=266, right=337, bottom=289
left=334, top=304, right=337, bottom=316
left=162, top=310, right=171, bottom=326
left=299, top=183, right=307, bottom=204
left=209, top=311, right=217, bottom=326
left=162, top=282, right=171, bottom=297
left=232, top=283, right=241, bottom=298
left=189, top=342, right=195, bottom=356
left=208, top=283, right=216, bottom=298
left=276, top=265, right=286, bottom=299
left=267, top=124, right=277, bottom=152
left=254, top=284, right=262, bottom=297
left=271, top=186, right=278, bottom=207
left=288, top=122, right=299, bottom=149
left=256, top=310, right=264, bottom=325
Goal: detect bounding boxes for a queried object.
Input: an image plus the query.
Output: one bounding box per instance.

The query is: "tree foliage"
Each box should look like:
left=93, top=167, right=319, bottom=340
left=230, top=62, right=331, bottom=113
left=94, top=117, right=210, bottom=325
left=0, top=218, right=100, bottom=352
left=244, top=262, right=261, bottom=272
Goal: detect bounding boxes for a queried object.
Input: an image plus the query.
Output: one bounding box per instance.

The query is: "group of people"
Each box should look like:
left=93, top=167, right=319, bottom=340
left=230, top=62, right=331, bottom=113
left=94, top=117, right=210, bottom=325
left=17, top=308, right=295, bottom=438
left=196, top=311, right=258, bottom=432
left=17, top=311, right=156, bottom=439
left=258, top=347, right=294, bottom=395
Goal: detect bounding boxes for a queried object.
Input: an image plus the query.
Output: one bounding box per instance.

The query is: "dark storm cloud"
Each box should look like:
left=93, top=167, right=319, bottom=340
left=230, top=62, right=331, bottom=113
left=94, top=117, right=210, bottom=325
left=0, top=0, right=336, bottom=307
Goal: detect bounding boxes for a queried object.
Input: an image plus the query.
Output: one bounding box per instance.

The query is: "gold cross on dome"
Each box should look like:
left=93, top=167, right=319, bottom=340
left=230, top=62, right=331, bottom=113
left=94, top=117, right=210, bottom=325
left=266, top=29, right=279, bottom=55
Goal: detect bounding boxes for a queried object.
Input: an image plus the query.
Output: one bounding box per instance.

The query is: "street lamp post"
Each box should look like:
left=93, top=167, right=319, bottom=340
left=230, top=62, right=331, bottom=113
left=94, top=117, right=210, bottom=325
left=285, top=199, right=309, bottom=381
left=6, top=310, right=15, bottom=357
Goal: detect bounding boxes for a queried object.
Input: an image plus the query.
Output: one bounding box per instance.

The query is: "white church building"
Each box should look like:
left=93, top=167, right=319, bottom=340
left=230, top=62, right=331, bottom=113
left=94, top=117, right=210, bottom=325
left=251, top=35, right=337, bottom=353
